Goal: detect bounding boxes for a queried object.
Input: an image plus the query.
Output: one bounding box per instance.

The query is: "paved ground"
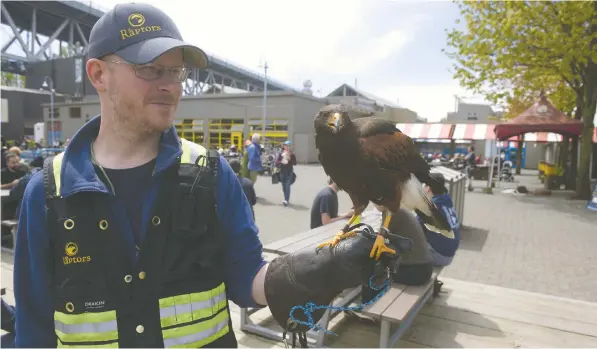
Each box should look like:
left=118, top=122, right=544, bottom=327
left=251, top=165, right=597, bottom=302
left=2, top=164, right=596, bottom=305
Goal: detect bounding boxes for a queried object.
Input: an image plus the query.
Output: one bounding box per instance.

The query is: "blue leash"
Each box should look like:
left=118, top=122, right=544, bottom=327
left=287, top=274, right=390, bottom=336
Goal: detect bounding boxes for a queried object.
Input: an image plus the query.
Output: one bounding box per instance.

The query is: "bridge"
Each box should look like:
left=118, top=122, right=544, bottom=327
left=1, top=0, right=298, bottom=95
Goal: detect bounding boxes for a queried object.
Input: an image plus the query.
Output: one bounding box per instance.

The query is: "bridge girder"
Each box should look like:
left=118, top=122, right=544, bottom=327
left=1, top=1, right=298, bottom=95
left=1, top=2, right=89, bottom=63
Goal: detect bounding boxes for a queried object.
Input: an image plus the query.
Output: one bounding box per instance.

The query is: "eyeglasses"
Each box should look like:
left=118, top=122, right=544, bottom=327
left=106, top=60, right=190, bottom=82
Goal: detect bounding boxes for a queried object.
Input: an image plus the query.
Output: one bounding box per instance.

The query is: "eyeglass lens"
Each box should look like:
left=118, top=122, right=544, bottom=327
left=135, top=65, right=189, bottom=82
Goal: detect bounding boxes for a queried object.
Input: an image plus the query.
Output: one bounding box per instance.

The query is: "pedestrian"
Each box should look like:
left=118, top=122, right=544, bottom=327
left=13, top=3, right=402, bottom=348
left=246, top=133, right=263, bottom=183
left=464, top=145, right=476, bottom=191
left=276, top=140, right=296, bottom=206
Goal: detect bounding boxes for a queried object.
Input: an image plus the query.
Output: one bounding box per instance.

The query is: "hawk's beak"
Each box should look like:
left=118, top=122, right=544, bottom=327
left=328, top=113, right=341, bottom=131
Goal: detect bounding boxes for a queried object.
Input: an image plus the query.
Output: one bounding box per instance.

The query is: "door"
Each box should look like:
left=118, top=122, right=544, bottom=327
left=231, top=132, right=242, bottom=149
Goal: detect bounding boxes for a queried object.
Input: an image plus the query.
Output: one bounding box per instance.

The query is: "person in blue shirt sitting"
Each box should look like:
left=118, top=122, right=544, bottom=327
left=418, top=173, right=461, bottom=267
left=13, top=3, right=406, bottom=348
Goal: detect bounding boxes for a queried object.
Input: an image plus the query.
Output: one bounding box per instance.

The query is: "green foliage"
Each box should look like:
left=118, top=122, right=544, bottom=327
left=1, top=72, right=26, bottom=88
left=445, top=0, right=597, bottom=199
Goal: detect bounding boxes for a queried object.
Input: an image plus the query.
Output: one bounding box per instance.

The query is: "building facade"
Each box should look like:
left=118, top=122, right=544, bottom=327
left=1, top=86, right=66, bottom=141
left=446, top=100, right=500, bottom=124
left=42, top=91, right=326, bottom=163
left=325, top=83, right=424, bottom=123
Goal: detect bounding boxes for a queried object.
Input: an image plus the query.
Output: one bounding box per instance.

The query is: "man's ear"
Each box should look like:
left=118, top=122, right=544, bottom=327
left=86, top=58, right=108, bottom=93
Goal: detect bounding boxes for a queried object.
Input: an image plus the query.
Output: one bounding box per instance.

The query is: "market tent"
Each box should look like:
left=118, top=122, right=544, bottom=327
left=494, top=93, right=582, bottom=141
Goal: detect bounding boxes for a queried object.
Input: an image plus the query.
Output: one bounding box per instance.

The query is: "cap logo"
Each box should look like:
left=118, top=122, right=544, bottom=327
left=120, top=13, right=161, bottom=40
left=128, top=13, right=146, bottom=27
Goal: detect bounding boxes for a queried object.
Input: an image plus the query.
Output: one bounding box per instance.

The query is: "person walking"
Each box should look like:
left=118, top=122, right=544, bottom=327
left=276, top=140, right=296, bottom=206
left=246, top=133, right=263, bottom=183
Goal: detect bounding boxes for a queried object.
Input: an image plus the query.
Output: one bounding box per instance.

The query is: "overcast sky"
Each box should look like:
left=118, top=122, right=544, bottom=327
left=0, top=0, right=531, bottom=122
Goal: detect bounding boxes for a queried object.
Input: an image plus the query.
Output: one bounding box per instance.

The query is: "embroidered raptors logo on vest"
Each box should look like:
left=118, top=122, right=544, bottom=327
left=63, top=242, right=92, bottom=265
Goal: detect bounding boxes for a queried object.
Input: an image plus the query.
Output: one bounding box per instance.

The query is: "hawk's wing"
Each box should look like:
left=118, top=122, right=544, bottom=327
left=355, top=120, right=430, bottom=181
left=353, top=117, right=402, bottom=138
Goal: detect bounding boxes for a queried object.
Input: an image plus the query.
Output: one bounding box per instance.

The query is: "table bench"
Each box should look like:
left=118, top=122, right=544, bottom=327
left=240, top=209, right=382, bottom=347
left=361, top=267, right=444, bottom=348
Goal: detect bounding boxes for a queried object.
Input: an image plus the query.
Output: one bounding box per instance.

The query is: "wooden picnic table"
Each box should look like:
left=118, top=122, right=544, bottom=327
left=241, top=207, right=446, bottom=348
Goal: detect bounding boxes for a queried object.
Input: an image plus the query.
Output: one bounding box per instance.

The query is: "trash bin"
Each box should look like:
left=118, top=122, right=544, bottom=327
left=430, top=166, right=467, bottom=226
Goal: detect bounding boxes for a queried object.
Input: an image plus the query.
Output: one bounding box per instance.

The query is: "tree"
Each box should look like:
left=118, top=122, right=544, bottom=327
left=445, top=1, right=597, bottom=199
left=502, top=76, right=577, bottom=119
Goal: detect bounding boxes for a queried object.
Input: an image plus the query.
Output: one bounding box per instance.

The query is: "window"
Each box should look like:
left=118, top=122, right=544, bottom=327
left=70, top=107, right=81, bottom=118
left=174, top=119, right=204, bottom=144
left=49, top=108, right=60, bottom=118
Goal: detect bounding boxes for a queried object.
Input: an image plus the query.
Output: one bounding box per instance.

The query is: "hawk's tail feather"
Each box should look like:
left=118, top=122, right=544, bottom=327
left=401, top=174, right=454, bottom=239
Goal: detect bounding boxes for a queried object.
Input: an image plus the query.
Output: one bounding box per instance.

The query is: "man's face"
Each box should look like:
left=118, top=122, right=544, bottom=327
left=7, top=156, right=20, bottom=171
left=104, top=49, right=184, bottom=134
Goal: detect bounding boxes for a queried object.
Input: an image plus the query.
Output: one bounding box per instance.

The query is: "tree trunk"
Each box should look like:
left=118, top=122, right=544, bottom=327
left=568, top=100, right=582, bottom=190
left=575, top=79, right=597, bottom=200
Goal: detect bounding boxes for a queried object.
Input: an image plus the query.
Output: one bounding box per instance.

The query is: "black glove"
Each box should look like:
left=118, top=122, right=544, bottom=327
left=264, top=224, right=412, bottom=334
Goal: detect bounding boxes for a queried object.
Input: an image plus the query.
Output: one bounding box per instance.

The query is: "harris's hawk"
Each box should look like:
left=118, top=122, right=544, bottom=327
left=313, top=104, right=455, bottom=260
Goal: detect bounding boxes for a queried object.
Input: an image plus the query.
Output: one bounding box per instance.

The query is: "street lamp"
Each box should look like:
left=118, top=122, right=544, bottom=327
left=40, top=76, right=55, bottom=147
left=258, top=61, right=268, bottom=144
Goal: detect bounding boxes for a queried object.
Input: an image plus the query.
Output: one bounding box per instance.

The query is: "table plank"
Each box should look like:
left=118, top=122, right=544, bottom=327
left=277, top=214, right=381, bottom=255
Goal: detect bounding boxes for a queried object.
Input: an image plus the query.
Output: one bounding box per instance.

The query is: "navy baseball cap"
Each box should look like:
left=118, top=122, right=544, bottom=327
left=88, top=2, right=209, bottom=69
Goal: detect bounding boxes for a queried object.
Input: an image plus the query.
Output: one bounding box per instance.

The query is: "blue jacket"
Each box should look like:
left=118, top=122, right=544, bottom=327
left=418, top=194, right=461, bottom=257
left=13, top=116, right=267, bottom=348
left=246, top=143, right=263, bottom=172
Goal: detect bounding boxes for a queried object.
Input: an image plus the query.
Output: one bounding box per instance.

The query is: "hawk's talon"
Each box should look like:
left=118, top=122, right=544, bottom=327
left=369, top=233, right=396, bottom=261
left=316, top=230, right=357, bottom=250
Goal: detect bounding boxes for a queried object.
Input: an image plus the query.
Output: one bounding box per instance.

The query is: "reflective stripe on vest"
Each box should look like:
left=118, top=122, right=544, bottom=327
left=159, top=283, right=229, bottom=347
left=55, top=310, right=118, bottom=347
left=52, top=139, right=208, bottom=196
left=180, top=138, right=207, bottom=166
left=52, top=152, right=65, bottom=197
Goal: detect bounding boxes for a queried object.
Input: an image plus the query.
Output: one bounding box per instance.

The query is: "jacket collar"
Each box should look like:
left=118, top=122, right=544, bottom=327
left=58, top=115, right=183, bottom=197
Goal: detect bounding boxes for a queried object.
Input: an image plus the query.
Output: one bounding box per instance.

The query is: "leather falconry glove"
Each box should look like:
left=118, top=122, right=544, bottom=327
left=264, top=224, right=413, bottom=334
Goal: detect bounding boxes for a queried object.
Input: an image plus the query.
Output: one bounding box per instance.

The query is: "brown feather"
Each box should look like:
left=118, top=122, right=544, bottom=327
left=359, top=131, right=431, bottom=183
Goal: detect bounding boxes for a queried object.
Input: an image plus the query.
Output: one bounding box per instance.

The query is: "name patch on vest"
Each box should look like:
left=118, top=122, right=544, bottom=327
left=85, top=301, right=106, bottom=310
left=63, top=242, right=92, bottom=265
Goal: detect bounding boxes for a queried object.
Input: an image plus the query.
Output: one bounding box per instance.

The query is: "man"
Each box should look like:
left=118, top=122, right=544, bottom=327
left=14, top=3, right=401, bottom=347
left=0, top=153, right=26, bottom=190
left=464, top=145, right=476, bottom=191
left=310, top=178, right=353, bottom=229
left=418, top=173, right=461, bottom=267
left=229, top=158, right=256, bottom=219
left=246, top=133, right=263, bottom=183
